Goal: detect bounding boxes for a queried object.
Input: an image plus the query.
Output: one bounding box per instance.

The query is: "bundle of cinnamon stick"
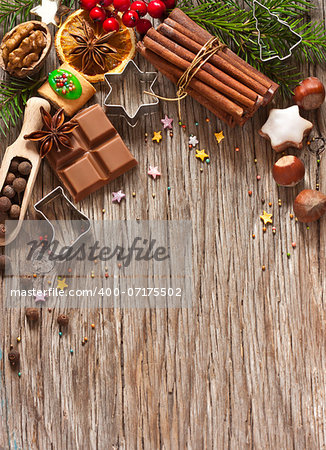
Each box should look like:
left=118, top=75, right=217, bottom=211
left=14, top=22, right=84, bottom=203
left=137, top=8, right=279, bottom=127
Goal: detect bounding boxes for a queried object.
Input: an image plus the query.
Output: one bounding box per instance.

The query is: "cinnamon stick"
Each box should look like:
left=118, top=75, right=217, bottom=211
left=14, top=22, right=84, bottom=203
left=143, top=32, right=255, bottom=113
left=137, top=42, right=237, bottom=127
left=160, top=19, right=270, bottom=96
left=168, top=8, right=277, bottom=92
left=146, top=28, right=259, bottom=110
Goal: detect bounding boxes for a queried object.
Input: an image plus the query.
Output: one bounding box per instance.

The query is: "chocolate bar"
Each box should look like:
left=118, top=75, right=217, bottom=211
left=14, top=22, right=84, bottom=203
left=46, top=104, right=137, bottom=202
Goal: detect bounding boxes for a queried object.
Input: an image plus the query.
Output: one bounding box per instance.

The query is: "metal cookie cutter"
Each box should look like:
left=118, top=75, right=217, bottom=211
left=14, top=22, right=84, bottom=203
left=253, top=0, right=302, bottom=62
left=34, top=186, right=91, bottom=248
left=104, top=60, right=159, bottom=127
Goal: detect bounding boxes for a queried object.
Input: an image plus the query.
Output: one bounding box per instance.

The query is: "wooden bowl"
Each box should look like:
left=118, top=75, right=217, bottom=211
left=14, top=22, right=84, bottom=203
left=0, top=21, right=52, bottom=78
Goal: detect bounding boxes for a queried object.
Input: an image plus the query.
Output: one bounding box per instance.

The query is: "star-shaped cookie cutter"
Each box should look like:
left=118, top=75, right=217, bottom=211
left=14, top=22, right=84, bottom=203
left=253, top=0, right=302, bottom=62
left=104, top=60, right=159, bottom=127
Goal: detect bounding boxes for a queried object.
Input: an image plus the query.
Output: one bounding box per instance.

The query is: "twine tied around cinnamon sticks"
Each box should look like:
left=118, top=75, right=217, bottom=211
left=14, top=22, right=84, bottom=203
left=144, top=36, right=226, bottom=122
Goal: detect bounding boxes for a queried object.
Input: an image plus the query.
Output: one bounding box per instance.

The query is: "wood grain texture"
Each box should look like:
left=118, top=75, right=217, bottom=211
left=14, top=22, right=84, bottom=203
left=1, top=2, right=326, bottom=448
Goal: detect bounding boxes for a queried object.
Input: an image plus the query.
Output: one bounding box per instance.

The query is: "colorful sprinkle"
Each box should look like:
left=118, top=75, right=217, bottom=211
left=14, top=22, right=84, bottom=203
left=112, top=190, right=126, bottom=203
left=152, top=131, right=162, bottom=143
left=195, top=149, right=209, bottom=162
left=214, top=131, right=224, bottom=144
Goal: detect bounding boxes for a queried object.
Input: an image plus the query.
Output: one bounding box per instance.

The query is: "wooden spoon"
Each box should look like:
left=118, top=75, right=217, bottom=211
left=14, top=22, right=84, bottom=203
left=0, top=97, right=50, bottom=246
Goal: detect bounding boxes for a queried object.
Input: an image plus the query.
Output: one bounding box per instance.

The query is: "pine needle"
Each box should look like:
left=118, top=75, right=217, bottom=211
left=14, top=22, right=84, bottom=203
left=179, top=0, right=326, bottom=97
left=0, top=77, right=44, bottom=136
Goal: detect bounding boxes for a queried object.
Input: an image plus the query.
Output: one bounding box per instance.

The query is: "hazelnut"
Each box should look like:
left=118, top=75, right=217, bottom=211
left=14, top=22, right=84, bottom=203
left=8, top=349, right=20, bottom=367
left=9, top=160, right=19, bottom=173
left=293, top=77, right=325, bottom=110
left=9, top=204, right=21, bottom=219
left=5, top=172, right=16, bottom=184
left=57, top=314, right=69, bottom=326
left=18, top=161, right=32, bottom=176
left=0, top=196, right=11, bottom=212
left=272, top=155, right=305, bottom=187
left=13, top=177, right=26, bottom=193
left=2, top=185, right=15, bottom=199
left=26, top=308, right=39, bottom=322
left=293, top=189, right=326, bottom=222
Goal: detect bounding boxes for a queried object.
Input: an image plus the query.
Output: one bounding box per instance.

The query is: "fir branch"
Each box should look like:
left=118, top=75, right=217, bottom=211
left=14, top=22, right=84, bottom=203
left=179, top=0, right=326, bottom=97
left=0, top=0, right=37, bottom=33
left=0, top=77, right=43, bottom=136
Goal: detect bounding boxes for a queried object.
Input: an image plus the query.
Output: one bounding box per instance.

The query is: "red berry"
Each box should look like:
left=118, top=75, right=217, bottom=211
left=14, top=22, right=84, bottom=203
left=136, top=18, right=152, bottom=34
left=122, top=10, right=139, bottom=27
left=163, top=0, right=175, bottom=8
left=147, top=0, right=166, bottom=18
left=103, top=17, right=120, bottom=32
left=80, top=0, right=97, bottom=10
left=113, top=0, right=130, bottom=12
left=100, top=0, right=113, bottom=6
left=130, top=0, right=147, bottom=17
left=89, top=6, right=107, bottom=21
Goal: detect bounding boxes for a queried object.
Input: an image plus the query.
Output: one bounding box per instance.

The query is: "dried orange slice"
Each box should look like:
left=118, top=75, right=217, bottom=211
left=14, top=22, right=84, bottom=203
left=55, top=9, right=136, bottom=83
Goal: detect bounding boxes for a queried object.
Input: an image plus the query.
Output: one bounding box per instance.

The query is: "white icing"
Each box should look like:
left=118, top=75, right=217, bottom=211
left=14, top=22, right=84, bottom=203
left=260, top=105, right=313, bottom=148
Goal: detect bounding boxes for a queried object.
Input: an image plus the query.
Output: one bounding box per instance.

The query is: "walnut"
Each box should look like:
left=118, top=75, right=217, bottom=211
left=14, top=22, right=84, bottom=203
left=0, top=22, right=51, bottom=78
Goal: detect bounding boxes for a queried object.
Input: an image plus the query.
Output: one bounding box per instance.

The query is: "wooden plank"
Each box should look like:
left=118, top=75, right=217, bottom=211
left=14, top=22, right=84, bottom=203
left=1, top=2, right=326, bottom=448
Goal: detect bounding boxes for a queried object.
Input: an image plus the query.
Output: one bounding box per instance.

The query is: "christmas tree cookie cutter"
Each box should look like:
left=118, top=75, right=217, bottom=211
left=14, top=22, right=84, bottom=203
left=253, top=0, right=302, bottom=62
left=104, top=60, right=159, bottom=127
left=34, top=186, right=91, bottom=248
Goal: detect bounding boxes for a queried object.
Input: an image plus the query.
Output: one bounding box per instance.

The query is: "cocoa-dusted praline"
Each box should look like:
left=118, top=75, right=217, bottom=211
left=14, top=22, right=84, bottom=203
left=26, top=308, right=40, bottom=322
left=9, top=204, right=20, bottom=219
left=2, top=185, right=15, bottom=199
left=8, top=349, right=20, bottom=367
left=0, top=196, right=11, bottom=212
left=13, top=177, right=26, bottom=193
left=18, top=161, right=32, bottom=176
left=57, top=314, right=69, bottom=326
left=5, top=172, right=16, bottom=185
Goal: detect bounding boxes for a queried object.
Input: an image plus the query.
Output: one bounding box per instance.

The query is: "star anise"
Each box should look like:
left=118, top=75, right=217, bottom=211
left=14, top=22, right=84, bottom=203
left=69, top=19, right=117, bottom=73
left=24, top=107, right=78, bottom=158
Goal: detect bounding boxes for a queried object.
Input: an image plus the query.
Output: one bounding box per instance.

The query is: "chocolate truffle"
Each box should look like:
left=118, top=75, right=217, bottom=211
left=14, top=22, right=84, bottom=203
left=0, top=196, right=11, bottom=212
left=13, top=177, right=26, bottom=193
left=18, top=161, right=32, bottom=176
left=5, top=172, right=16, bottom=185
left=2, top=185, right=15, bottom=199
left=9, top=204, right=20, bottom=219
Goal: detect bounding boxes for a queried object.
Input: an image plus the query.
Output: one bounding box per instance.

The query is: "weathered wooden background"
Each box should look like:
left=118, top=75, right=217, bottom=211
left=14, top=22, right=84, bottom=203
left=1, top=1, right=326, bottom=448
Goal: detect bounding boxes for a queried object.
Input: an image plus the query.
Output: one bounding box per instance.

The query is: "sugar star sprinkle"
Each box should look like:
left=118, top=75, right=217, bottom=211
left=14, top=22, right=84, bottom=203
left=214, top=131, right=225, bottom=144
left=57, top=277, right=68, bottom=290
left=34, top=292, right=47, bottom=303
left=152, top=131, right=162, bottom=143
left=188, top=135, right=199, bottom=147
left=259, top=105, right=313, bottom=152
left=260, top=211, right=273, bottom=225
left=161, top=115, right=173, bottom=129
left=196, top=149, right=209, bottom=162
left=148, top=166, right=161, bottom=179
left=112, top=190, right=126, bottom=203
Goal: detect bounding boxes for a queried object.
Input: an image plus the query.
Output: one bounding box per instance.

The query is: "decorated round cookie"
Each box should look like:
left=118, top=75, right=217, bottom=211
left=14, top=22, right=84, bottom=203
left=48, top=68, right=82, bottom=100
